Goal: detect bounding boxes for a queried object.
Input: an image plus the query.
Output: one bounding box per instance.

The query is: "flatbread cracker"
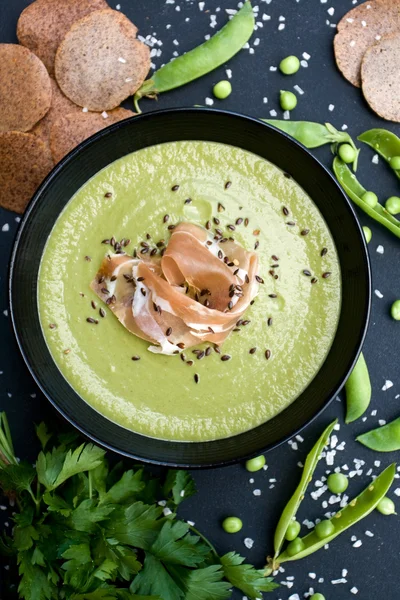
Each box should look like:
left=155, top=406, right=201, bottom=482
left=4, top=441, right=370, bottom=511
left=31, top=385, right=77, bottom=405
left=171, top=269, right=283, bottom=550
left=0, top=44, right=52, bottom=133
left=55, top=9, right=150, bottom=111
left=31, top=78, right=82, bottom=144
left=17, top=0, right=109, bottom=75
left=334, top=0, right=400, bottom=88
left=361, top=31, right=400, bottom=122
left=50, top=107, right=134, bottom=163
left=0, top=132, right=53, bottom=214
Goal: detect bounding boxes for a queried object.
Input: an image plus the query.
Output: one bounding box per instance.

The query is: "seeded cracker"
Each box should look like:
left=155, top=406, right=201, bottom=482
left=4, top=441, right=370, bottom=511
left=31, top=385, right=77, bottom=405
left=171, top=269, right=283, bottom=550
left=0, top=132, right=53, bottom=214
left=17, top=0, right=109, bottom=75
left=49, top=108, right=134, bottom=163
left=0, top=44, right=52, bottom=133
left=334, top=0, right=400, bottom=88
left=55, top=9, right=150, bottom=111
left=361, top=31, right=400, bottom=122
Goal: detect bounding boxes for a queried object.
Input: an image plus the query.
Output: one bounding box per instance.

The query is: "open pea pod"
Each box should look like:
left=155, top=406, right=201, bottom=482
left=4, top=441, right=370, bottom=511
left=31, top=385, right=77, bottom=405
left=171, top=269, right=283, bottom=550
left=345, top=353, right=371, bottom=424
left=358, top=129, right=400, bottom=180
left=272, top=419, right=338, bottom=560
left=134, top=2, right=255, bottom=111
left=333, top=157, right=400, bottom=239
left=275, top=463, right=396, bottom=565
left=357, top=417, right=400, bottom=452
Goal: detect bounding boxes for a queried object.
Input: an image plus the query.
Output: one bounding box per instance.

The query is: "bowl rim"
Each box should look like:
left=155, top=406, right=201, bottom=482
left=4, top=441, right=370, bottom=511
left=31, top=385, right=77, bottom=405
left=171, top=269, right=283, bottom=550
left=9, top=107, right=371, bottom=468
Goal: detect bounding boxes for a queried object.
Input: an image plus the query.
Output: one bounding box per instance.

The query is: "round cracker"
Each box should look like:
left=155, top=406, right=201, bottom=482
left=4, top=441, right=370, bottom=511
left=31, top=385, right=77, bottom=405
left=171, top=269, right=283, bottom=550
left=55, top=9, right=150, bottom=111
left=0, top=44, right=52, bottom=133
left=334, top=0, right=400, bottom=88
left=49, top=107, right=134, bottom=163
left=31, top=78, right=82, bottom=144
left=0, top=132, right=53, bottom=214
left=361, top=31, right=400, bottom=122
left=17, top=0, right=109, bottom=76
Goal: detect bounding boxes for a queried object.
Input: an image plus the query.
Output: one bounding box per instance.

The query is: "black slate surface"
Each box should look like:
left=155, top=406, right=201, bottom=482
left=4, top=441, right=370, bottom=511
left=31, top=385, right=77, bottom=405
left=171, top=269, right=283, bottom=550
left=1, top=1, right=400, bottom=598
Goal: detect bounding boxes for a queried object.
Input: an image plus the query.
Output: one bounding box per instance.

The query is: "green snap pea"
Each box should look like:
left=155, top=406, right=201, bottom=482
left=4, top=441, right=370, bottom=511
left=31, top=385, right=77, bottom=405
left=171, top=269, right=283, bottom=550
left=213, top=80, right=232, bottom=99
left=279, top=55, right=300, bottom=75
left=338, top=143, right=357, bottom=164
left=280, top=90, right=297, bottom=111
left=362, top=191, right=378, bottom=208
left=264, top=121, right=359, bottom=171
left=376, top=497, right=396, bottom=516
left=327, top=473, right=349, bottom=494
left=134, top=2, right=255, bottom=111
left=391, top=300, right=400, bottom=320
left=344, top=353, right=371, bottom=424
left=315, top=520, right=335, bottom=540
left=357, top=417, right=400, bottom=452
left=358, top=129, right=400, bottom=180
left=245, top=455, right=266, bottom=472
left=272, top=420, right=337, bottom=561
left=333, top=157, right=400, bottom=239
left=310, top=594, right=325, bottom=600
left=385, top=196, right=400, bottom=215
left=222, top=516, right=243, bottom=533
left=286, top=537, right=304, bottom=557
left=273, top=464, right=396, bottom=566
left=362, top=226, right=372, bottom=244
left=285, top=520, right=301, bottom=541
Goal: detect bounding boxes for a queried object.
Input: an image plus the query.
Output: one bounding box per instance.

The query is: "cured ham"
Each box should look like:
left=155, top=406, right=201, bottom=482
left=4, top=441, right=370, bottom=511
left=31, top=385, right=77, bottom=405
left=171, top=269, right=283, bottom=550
left=91, top=223, right=259, bottom=355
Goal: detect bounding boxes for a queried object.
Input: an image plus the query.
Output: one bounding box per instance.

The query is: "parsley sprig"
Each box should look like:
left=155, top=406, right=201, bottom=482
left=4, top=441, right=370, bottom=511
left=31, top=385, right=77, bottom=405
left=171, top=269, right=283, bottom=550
left=0, top=413, right=278, bottom=600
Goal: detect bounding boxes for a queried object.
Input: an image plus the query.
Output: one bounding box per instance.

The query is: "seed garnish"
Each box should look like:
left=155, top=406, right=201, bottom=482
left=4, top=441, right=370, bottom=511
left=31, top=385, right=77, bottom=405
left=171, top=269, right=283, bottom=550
left=225, top=181, right=232, bottom=189
left=244, top=218, right=249, bottom=227
left=150, top=248, right=157, bottom=256
left=286, top=221, right=296, bottom=226
left=64, top=349, right=71, bottom=355
left=86, top=317, right=97, bottom=324
left=49, top=323, right=57, bottom=329
left=187, top=360, right=194, bottom=366
left=227, top=224, right=235, bottom=231
left=269, top=293, right=277, bottom=298
left=311, top=277, right=318, bottom=284
left=267, top=317, right=273, bottom=326
left=91, top=301, right=97, bottom=309
left=322, top=272, right=332, bottom=279
left=254, top=240, right=259, bottom=250
left=84, top=255, right=91, bottom=261
left=101, top=287, right=109, bottom=295
left=166, top=327, right=172, bottom=336
left=249, top=347, right=257, bottom=354
left=255, top=275, right=264, bottom=284
left=282, top=206, right=289, bottom=216
left=102, top=239, right=110, bottom=244
left=208, top=326, right=215, bottom=334
left=194, top=373, right=199, bottom=383
left=227, top=301, right=233, bottom=310
left=177, top=342, right=185, bottom=349
left=163, top=214, right=169, bottom=223
left=141, top=247, right=149, bottom=254
left=171, top=184, right=180, bottom=192
left=141, top=288, right=146, bottom=297
left=180, top=353, right=186, bottom=362
left=301, top=229, right=310, bottom=236
left=303, top=269, right=312, bottom=276
left=99, top=308, right=106, bottom=318
left=321, top=247, right=328, bottom=257
left=131, top=355, right=140, bottom=361
left=218, top=203, right=225, bottom=212
left=236, top=218, right=243, bottom=225
left=184, top=198, right=192, bottom=204
left=104, top=192, right=112, bottom=198
left=213, top=217, right=220, bottom=225
left=265, top=349, right=271, bottom=360
left=168, top=224, right=176, bottom=230
left=206, top=220, right=211, bottom=230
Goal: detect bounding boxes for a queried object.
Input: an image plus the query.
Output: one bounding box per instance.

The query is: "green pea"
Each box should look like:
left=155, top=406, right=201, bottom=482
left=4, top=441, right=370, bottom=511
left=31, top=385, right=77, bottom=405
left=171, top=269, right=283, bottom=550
left=362, top=226, right=372, bottom=244
left=338, top=143, right=356, bottom=164
left=213, top=80, right=232, bottom=100
left=377, top=497, right=396, bottom=516
left=327, top=472, right=349, bottom=494
left=391, top=300, right=400, bottom=321
left=361, top=191, right=378, bottom=208
left=385, top=196, right=400, bottom=215
left=280, top=90, right=297, bottom=111
left=390, top=155, right=400, bottom=170
left=315, top=520, right=335, bottom=540
left=279, top=55, right=300, bottom=75
left=286, top=537, right=305, bottom=557
left=285, top=520, right=301, bottom=541
left=222, top=516, right=243, bottom=533
left=310, top=594, right=325, bottom=600
left=245, top=455, right=266, bottom=472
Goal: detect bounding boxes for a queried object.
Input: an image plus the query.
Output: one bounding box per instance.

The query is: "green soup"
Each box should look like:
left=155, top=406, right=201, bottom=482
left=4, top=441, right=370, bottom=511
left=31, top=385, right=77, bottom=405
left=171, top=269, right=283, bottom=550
left=38, top=141, right=341, bottom=442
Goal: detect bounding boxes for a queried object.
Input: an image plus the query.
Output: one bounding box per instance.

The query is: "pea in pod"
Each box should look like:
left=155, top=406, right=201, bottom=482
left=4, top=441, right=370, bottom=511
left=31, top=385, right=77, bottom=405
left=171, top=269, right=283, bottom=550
left=345, top=353, right=371, bottom=424
left=263, top=121, right=360, bottom=171
left=273, top=464, right=396, bottom=566
left=134, top=2, right=255, bottom=111
left=272, top=420, right=338, bottom=561
left=333, top=157, right=400, bottom=239
left=358, top=129, right=400, bottom=179
left=357, top=417, right=400, bottom=452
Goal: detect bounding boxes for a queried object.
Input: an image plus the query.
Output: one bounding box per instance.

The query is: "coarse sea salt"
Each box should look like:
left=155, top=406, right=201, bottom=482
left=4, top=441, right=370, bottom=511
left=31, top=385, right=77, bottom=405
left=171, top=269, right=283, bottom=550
left=376, top=244, right=384, bottom=254
left=365, top=530, right=374, bottom=536
left=382, top=380, right=393, bottom=391
left=374, top=290, right=383, bottom=298
left=1, top=224, right=9, bottom=232
left=244, top=537, right=254, bottom=549
left=351, top=588, right=359, bottom=595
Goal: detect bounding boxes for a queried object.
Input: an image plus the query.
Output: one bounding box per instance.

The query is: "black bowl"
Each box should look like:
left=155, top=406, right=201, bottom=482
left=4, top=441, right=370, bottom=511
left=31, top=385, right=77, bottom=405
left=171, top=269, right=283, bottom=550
left=9, top=108, right=371, bottom=468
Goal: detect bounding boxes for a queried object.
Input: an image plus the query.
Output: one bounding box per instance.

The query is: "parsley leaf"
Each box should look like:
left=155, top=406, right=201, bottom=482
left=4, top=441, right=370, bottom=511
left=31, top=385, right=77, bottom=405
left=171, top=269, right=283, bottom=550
left=220, top=552, right=279, bottom=598
left=168, top=564, right=232, bottom=600
left=99, top=470, right=145, bottom=505
left=150, top=521, right=210, bottom=567
left=37, top=444, right=105, bottom=491
left=70, top=499, right=114, bottom=533
left=14, top=525, right=39, bottom=551
left=35, top=422, right=52, bottom=450
left=18, top=551, right=56, bottom=600
left=0, top=461, right=36, bottom=495
left=43, top=491, right=72, bottom=516
left=163, top=471, right=196, bottom=506
left=105, top=502, right=164, bottom=549
left=130, top=552, right=184, bottom=600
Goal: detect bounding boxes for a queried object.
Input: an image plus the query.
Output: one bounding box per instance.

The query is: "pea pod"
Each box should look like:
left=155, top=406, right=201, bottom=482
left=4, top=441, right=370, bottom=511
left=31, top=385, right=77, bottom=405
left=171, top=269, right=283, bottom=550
left=345, top=353, right=371, bottom=424
left=263, top=120, right=359, bottom=171
left=333, top=157, right=400, bottom=239
left=134, top=2, right=255, bottom=111
left=272, top=420, right=338, bottom=560
left=274, top=464, right=396, bottom=566
left=358, top=129, right=400, bottom=179
left=357, top=417, right=400, bottom=452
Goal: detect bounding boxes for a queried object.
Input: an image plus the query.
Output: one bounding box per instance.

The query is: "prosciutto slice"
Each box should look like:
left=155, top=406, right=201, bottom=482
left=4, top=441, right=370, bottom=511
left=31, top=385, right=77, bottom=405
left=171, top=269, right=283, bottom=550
left=91, top=223, right=259, bottom=355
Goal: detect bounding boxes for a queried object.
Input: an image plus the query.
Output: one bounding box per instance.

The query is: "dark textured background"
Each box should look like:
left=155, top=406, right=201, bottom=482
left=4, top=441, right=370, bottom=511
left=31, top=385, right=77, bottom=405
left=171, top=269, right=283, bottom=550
left=1, top=1, right=400, bottom=598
